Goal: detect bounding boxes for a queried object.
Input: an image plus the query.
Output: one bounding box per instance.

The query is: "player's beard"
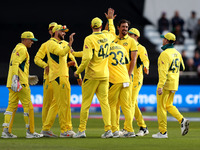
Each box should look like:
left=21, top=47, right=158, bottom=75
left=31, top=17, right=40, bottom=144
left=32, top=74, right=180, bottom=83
left=122, top=30, right=127, bottom=36
left=58, top=33, right=64, bottom=40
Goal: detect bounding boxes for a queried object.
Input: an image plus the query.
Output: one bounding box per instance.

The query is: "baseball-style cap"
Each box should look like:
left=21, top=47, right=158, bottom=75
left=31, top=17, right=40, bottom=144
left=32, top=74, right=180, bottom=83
left=161, top=32, right=176, bottom=41
left=128, top=28, right=140, bottom=37
left=52, top=24, right=69, bottom=33
left=91, top=17, right=103, bottom=28
left=48, top=22, right=58, bottom=29
left=21, top=31, right=38, bottom=41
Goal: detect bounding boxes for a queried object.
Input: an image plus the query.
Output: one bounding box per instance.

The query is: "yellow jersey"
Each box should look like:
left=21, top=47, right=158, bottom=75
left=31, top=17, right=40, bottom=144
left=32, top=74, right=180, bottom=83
left=157, top=44, right=185, bottom=91
left=76, top=19, right=116, bottom=80
left=108, top=42, right=130, bottom=83
left=114, top=34, right=138, bottom=72
left=7, top=43, right=30, bottom=87
left=60, top=40, right=82, bottom=79
left=46, top=38, right=70, bottom=82
left=133, top=42, right=149, bottom=85
left=34, top=40, right=49, bottom=79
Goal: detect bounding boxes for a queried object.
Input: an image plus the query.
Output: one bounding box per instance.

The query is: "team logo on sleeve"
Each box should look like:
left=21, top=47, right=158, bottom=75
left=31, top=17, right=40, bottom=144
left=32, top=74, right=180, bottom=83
left=161, top=61, right=164, bottom=64
left=85, top=45, right=88, bottom=49
left=16, top=52, right=20, bottom=56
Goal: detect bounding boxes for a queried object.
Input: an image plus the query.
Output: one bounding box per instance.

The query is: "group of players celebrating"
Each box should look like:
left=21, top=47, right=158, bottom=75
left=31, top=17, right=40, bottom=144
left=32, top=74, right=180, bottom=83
left=1, top=8, right=189, bottom=139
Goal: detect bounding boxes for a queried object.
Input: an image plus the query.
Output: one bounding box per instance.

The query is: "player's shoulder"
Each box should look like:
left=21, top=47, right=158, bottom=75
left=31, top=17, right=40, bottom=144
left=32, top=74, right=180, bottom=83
left=15, top=43, right=27, bottom=52
left=60, top=40, right=68, bottom=45
left=85, top=34, right=93, bottom=40
left=12, top=43, right=27, bottom=56
left=127, top=35, right=135, bottom=41
left=128, top=36, right=137, bottom=45
left=138, top=43, right=147, bottom=51
left=40, top=40, right=49, bottom=48
left=159, top=50, right=168, bottom=58
left=47, top=38, right=58, bottom=44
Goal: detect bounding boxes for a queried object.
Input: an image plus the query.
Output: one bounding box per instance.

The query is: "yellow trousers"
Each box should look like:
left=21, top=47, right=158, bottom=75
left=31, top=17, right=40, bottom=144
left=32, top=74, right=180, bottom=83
left=117, top=76, right=133, bottom=131
left=78, top=79, right=111, bottom=132
left=108, top=83, right=133, bottom=132
left=48, top=76, right=70, bottom=133
left=157, top=89, right=183, bottom=134
left=132, top=83, right=147, bottom=128
left=42, top=77, right=53, bottom=125
left=42, top=76, right=72, bottom=131
left=3, top=85, right=35, bottom=133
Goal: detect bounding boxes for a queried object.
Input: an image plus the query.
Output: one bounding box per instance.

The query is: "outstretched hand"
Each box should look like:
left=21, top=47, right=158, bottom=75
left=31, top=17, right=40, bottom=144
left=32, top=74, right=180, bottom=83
left=68, top=33, right=76, bottom=47
left=104, top=8, right=116, bottom=19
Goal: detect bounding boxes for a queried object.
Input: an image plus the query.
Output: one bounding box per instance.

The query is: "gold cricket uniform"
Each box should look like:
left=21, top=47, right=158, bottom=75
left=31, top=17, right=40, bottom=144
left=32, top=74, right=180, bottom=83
left=157, top=44, right=185, bottom=134
left=45, top=37, right=70, bottom=133
left=108, top=42, right=134, bottom=133
left=76, top=19, right=115, bottom=132
left=132, top=42, right=149, bottom=128
left=4, top=43, right=35, bottom=133
left=114, top=34, right=138, bottom=73
left=114, top=34, right=138, bottom=131
left=34, top=40, right=53, bottom=125
left=42, top=40, right=80, bottom=132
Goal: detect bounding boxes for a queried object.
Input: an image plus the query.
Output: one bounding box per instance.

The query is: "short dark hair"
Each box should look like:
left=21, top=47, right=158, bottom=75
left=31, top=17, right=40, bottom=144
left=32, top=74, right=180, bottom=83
left=52, top=32, right=55, bottom=37
left=117, top=19, right=131, bottom=27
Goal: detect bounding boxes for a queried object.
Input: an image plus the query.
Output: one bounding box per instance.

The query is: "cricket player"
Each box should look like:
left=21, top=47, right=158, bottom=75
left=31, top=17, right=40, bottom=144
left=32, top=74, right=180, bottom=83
left=128, top=28, right=150, bottom=136
left=34, top=22, right=80, bottom=137
left=152, top=32, right=189, bottom=138
left=73, top=8, right=116, bottom=138
left=108, top=41, right=135, bottom=138
left=34, top=22, right=57, bottom=132
left=113, top=19, right=138, bottom=133
left=45, top=24, right=75, bottom=137
left=2, top=31, right=42, bottom=138
left=42, top=39, right=82, bottom=138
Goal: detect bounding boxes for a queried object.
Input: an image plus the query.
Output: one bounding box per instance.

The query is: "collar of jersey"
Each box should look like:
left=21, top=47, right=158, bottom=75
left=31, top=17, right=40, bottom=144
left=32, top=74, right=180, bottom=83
left=50, top=37, right=59, bottom=43
left=161, top=43, right=174, bottom=50
left=117, top=34, right=128, bottom=40
left=93, top=31, right=102, bottom=35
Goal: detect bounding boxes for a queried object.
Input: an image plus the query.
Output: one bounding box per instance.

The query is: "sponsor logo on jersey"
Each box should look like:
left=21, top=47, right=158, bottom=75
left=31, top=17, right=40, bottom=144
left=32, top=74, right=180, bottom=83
left=16, top=52, right=19, bottom=56
left=97, top=38, right=108, bottom=44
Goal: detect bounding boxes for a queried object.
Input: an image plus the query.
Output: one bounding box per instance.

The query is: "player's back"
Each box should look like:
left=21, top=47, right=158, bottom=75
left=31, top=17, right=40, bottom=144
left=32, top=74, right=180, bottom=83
left=84, top=32, right=114, bottom=80
left=159, top=48, right=185, bottom=90
left=108, top=42, right=129, bottom=84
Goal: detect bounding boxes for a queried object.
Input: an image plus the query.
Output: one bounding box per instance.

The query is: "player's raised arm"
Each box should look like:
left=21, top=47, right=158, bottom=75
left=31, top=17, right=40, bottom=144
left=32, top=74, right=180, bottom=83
left=74, top=37, right=93, bottom=77
left=104, top=8, right=116, bottom=35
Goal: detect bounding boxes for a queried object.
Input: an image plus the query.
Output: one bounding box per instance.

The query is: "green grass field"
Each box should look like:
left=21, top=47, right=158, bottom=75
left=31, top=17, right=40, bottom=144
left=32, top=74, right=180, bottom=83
left=0, top=112, right=200, bottom=150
